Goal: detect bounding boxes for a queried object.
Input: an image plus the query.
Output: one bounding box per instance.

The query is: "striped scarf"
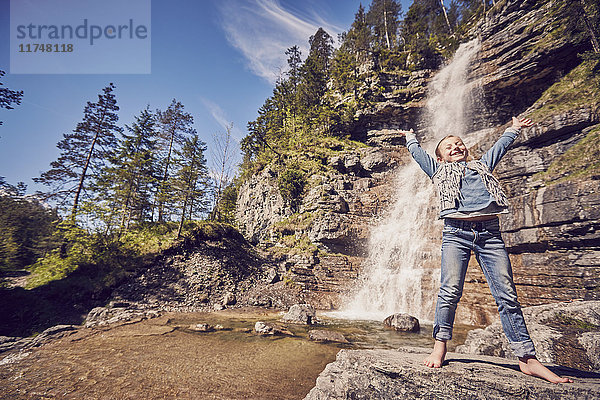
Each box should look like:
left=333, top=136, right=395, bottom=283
left=431, top=160, right=509, bottom=212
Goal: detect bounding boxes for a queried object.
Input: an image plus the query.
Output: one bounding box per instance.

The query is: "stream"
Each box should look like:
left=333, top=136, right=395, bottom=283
left=0, top=309, right=472, bottom=400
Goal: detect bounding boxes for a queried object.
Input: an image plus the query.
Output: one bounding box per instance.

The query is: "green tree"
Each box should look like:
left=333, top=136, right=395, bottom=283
left=35, top=84, right=122, bottom=219
left=332, top=5, right=373, bottom=94
left=155, top=99, right=195, bottom=222
left=0, top=70, right=23, bottom=126
left=173, top=134, right=210, bottom=237
left=401, top=0, right=454, bottom=69
left=367, top=0, right=403, bottom=50
left=299, top=27, right=334, bottom=114
left=285, top=45, right=303, bottom=121
left=214, top=183, right=237, bottom=224
left=95, top=107, right=159, bottom=232
left=552, top=0, right=600, bottom=54
left=0, top=180, right=58, bottom=270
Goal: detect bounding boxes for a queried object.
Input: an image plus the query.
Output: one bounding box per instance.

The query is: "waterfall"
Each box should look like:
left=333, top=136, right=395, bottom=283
left=335, top=39, right=482, bottom=321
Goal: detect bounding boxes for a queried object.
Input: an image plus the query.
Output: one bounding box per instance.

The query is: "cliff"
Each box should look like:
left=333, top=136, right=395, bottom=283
left=235, top=0, right=599, bottom=321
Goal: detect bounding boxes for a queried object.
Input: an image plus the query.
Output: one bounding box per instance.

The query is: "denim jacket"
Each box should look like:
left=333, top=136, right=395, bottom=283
left=406, top=128, right=519, bottom=219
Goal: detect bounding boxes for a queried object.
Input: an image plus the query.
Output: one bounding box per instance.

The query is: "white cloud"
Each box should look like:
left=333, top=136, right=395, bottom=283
left=200, top=97, right=244, bottom=141
left=217, top=0, right=343, bottom=84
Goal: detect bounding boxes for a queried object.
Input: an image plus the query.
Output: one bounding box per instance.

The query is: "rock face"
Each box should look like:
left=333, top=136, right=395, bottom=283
left=234, top=0, right=599, bottom=321
left=110, top=224, right=273, bottom=311
left=470, top=0, right=590, bottom=127
left=457, top=109, right=600, bottom=325
left=304, top=347, right=600, bottom=400
left=456, top=301, right=600, bottom=372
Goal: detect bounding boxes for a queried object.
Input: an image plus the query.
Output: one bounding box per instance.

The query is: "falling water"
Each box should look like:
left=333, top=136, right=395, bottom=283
left=336, top=39, right=482, bottom=321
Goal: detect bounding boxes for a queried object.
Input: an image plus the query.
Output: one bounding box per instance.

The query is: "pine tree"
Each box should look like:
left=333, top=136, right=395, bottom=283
left=401, top=0, right=453, bottom=69
left=155, top=99, right=195, bottom=222
left=366, top=0, right=403, bottom=50
left=95, top=107, right=159, bottom=232
left=299, top=28, right=334, bottom=115
left=35, top=84, right=122, bottom=219
left=0, top=70, right=23, bottom=125
left=0, top=180, right=58, bottom=270
left=173, top=134, right=209, bottom=237
left=332, top=5, right=373, bottom=95
left=284, top=45, right=303, bottom=128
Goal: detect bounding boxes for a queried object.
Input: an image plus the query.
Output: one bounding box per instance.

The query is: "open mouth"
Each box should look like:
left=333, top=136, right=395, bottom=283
left=450, top=150, right=464, bottom=156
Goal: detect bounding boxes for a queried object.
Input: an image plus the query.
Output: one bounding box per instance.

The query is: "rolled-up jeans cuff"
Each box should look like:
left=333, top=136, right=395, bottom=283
left=510, top=340, right=536, bottom=358
left=433, top=325, right=452, bottom=341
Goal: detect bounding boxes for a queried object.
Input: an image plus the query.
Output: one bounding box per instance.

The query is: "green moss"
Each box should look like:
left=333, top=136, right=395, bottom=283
left=535, top=125, right=600, bottom=185
left=529, top=60, right=600, bottom=121
left=273, top=212, right=316, bottom=234
left=555, top=314, right=599, bottom=331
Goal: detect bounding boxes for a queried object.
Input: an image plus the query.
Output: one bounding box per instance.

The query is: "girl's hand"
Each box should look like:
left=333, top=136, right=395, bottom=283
left=512, top=117, right=533, bottom=129
left=397, top=128, right=414, bottom=136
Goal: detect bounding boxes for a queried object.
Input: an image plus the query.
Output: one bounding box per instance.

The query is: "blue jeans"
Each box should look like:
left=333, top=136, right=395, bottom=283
left=433, top=217, right=536, bottom=358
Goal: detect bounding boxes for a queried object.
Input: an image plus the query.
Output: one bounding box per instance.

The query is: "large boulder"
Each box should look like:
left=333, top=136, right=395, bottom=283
left=281, top=304, right=317, bottom=325
left=383, top=313, right=420, bottom=332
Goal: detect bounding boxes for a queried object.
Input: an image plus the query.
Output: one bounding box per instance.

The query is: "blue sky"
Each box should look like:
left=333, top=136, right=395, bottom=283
left=0, top=0, right=412, bottom=192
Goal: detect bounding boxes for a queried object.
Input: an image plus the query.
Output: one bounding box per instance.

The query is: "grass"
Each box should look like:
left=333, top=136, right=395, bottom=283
left=534, top=125, right=600, bottom=185
left=528, top=60, right=600, bottom=121
left=555, top=314, right=599, bottom=332
left=273, top=212, right=317, bottom=235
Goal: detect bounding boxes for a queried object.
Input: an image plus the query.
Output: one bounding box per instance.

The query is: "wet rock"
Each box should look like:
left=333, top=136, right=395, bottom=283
left=0, top=351, right=31, bottom=366
left=189, top=323, right=214, bottom=332
left=254, top=321, right=293, bottom=336
left=85, top=306, right=160, bottom=328
left=30, top=325, right=77, bottom=347
left=304, top=347, right=599, bottom=400
left=281, top=304, right=317, bottom=325
left=383, top=313, right=420, bottom=332
left=308, top=330, right=349, bottom=344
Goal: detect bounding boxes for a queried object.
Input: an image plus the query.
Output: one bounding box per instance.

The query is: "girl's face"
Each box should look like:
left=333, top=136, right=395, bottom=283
left=436, top=136, right=468, bottom=163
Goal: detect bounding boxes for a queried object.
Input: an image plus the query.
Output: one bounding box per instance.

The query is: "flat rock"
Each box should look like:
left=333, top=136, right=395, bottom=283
left=308, top=330, right=349, bottom=343
left=304, top=347, right=600, bottom=400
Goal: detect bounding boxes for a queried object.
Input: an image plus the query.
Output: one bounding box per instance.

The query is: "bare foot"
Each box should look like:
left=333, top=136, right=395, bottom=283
left=424, top=340, right=447, bottom=368
left=519, top=356, right=573, bottom=383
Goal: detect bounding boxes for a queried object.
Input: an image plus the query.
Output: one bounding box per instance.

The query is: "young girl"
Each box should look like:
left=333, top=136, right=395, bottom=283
left=399, top=117, right=572, bottom=383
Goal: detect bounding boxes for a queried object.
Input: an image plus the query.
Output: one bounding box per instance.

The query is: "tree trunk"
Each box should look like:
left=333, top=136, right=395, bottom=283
left=439, top=0, right=453, bottom=35
left=158, top=128, right=175, bottom=222
left=383, top=0, right=391, bottom=49
left=71, top=131, right=99, bottom=218
left=580, top=0, right=600, bottom=53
